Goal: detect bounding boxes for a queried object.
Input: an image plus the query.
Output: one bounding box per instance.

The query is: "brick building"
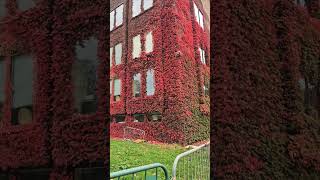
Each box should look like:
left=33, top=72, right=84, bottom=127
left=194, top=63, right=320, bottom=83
left=0, top=0, right=107, bottom=179
left=110, top=0, right=210, bottom=144
left=212, top=0, right=320, bottom=178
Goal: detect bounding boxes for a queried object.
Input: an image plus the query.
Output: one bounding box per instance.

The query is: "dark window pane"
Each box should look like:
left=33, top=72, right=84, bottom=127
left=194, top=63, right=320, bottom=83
left=17, top=0, right=35, bottom=11
left=133, top=114, right=144, bottom=122
left=115, top=115, right=125, bottom=123
left=12, top=55, right=33, bottom=125
left=73, top=37, right=99, bottom=114
left=0, top=0, right=6, bottom=17
left=147, top=112, right=162, bottom=122
left=75, top=167, right=105, bottom=180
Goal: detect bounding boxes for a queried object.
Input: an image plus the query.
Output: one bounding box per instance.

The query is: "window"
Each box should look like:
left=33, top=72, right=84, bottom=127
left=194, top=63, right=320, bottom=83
left=114, top=115, right=125, bottom=123
left=114, top=78, right=121, bottom=101
left=299, top=78, right=319, bottom=119
left=146, top=69, right=155, bottom=96
left=147, top=112, right=162, bottom=121
left=110, top=4, right=124, bottom=31
left=74, top=167, right=105, bottom=180
left=17, top=0, right=36, bottom=11
left=133, top=73, right=141, bottom=97
left=145, top=32, right=153, bottom=54
left=132, top=0, right=153, bottom=17
left=193, top=2, right=204, bottom=29
left=133, top=114, right=144, bottom=122
left=110, top=79, right=112, bottom=96
left=110, top=47, right=113, bottom=67
left=144, top=0, right=153, bottom=10
left=115, top=5, right=124, bottom=27
left=132, top=31, right=153, bottom=59
left=110, top=11, right=115, bottom=31
left=204, top=84, right=209, bottom=96
left=114, top=43, right=122, bottom=65
left=294, top=0, right=307, bottom=6
left=132, top=35, right=141, bottom=59
left=12, top=55, right=33, bottom=125
left=0, top=58, right=4, bottom=122
left=0, top=0, right=6, bottom=17
left=73, top=37, right=99, bottom=114
left=199, top=47, right=206, bottom=64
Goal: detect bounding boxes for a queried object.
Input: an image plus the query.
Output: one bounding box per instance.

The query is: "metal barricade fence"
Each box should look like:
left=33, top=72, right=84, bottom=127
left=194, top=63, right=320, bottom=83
left=172, top=142, right=210, bottom=180
left=123, top=126, right=146, bottom=140
left=110, top=163, right=169, bottom=180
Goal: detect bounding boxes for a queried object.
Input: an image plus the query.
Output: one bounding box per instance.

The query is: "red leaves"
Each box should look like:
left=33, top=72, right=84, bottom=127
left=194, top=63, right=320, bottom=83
left=212, top=0, right=320, bottom=178
left=110, top=0, right=210, bottom=144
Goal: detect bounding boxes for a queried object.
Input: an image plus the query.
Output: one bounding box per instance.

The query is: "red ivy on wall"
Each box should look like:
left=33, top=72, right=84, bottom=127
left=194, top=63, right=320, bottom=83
left=110, top=0, right=210, bottom=144
left=0, top=0, right=108, bottom=179
left=212, top=0, right=320, bottom=178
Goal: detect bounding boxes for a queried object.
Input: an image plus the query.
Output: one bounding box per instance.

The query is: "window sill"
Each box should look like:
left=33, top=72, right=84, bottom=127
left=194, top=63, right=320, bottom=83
left=110, top=24, right=124, bottom=33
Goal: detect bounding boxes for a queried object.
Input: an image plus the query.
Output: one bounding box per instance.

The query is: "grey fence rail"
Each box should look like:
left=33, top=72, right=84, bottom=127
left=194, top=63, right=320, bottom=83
left=110, top=142, right=210, bottom=180
left=172, top=142, right=210, bottom=180
left=110, top=163, right=169, bottom=180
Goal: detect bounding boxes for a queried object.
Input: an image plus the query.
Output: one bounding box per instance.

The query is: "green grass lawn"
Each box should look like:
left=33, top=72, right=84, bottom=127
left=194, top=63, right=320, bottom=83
left=110, top=139, right=186, bottom=175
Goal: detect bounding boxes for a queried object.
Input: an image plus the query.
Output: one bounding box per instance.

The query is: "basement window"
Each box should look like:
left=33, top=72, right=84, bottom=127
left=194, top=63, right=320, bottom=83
left=17, top=0, right=36, bottom=11
left=133, top=114, right=144, bottom=122
left=113, top=78, right=121, bottom=102
left=75, top=167, right=105, bottom=180
left=132, top=35, right=141, bottom=59
left=12, top=55, right=33, bottom=125
left=193, top=2, right=204, bottom=29
left=145, top=31, right=153, bottom=54
left=147, top=112, right=162, bottom=122
left=0, top=0, right=6, bottom=17
left=132, top=0, right=153, bottom=17
left=146, top=69, right=155, bottom=96
left=133, top=73, right=141, bottom=97
left=110, top=4, right=124, bottom=31
left=73, top=37, right=99, bottom=114
left=114, top=43, right=122, bottom=65
left=0, top=58, right=4, bottom=122
left=114, top=115, right=125, bottom=123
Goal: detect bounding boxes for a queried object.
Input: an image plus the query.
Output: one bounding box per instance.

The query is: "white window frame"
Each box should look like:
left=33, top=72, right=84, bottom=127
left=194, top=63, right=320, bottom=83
left=110, top=47, right=113, bottom=67
left=110, top=79, right=113, bottom=95
left=193, top=2, right=204, bottom=29
left=110, top=11, right=115, bottom=31
left=113, top=78, right=121, bottom=100
left=115, top=4, right=124, bottom=27
left=133, top=73, right=142, bottom=97
left=146, top=69, right=155, bottom=96
left=199, top=47, right=206, bottom=64
left=110, top=4, right=124, bottom=31
left=132, top=0, right=153, bottom=18
left=145, top=31, right=153, bottom=54
left=114, top=43, right=122, bottom=65
left=132, top=35, right=141, bottom=59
